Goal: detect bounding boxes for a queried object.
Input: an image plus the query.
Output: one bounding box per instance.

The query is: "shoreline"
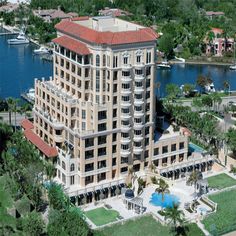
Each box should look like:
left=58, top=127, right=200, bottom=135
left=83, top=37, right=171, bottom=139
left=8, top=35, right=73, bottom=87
left=169, top=59, right=233, bottom=66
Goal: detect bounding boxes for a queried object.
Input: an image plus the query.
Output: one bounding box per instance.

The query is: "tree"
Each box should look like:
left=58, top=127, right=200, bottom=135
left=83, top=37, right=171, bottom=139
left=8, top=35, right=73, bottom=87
left=196, top=75, right=212, bottom=93
left=22, top=211, right=45, bottom=236
left=48, top=183, right=70, bottom=211
left=210, top=92, right=222, bottom=112
left=164, top=203, right=185, bottom=234
left=47, top=208, right=90, bottom=236
left=182, top=83, right=195, bottom=96
left=192, top=97, right=203, bottom=112
left=165, top=84, right=180, bottom=101
left=0, top=123, right=13, bottom=156
left=223, top=80, right=230, bottom=94
left=158, top=33, right=174, bottom=58
left=201, top=95, right=213, bottom=111
left=187, top=170, right=202, bottom=198
left=155, top=178, right=170, bottom=206
left=226, top=128, right=236, bottom=156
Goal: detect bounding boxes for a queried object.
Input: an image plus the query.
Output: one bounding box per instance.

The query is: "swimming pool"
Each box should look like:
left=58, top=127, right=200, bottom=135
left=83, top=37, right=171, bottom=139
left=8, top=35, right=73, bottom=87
left=188, top=142, right=205, bottom=153
left=149, top=192, right=179, bottom=208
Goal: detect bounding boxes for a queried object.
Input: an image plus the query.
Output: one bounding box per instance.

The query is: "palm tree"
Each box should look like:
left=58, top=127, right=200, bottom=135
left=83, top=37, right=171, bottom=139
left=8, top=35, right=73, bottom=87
left=44, top=162, right=55, bottom=183
left=155, top=178, right=170, bottom=206
left=6, top=98, right=19, bottom=131
left=0, top=123, right=13, bottom=156
left=164, top=203, right=186, bottom=234
left=223, top=80, right=230, bottom=94
left=20, top=103, right=32, bottom=118
left=187, top=170, right=202, bottom=198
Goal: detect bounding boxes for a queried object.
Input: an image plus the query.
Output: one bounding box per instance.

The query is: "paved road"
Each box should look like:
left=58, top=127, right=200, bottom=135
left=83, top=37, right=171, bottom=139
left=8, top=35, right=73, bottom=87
left=0, top=112, right=26, bottom=126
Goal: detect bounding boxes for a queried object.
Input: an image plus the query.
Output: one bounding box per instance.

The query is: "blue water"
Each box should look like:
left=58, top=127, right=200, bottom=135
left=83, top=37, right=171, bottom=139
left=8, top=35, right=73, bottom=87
left=156, top=64, right=236, bottom=97
left=149, top=192, right=179, bottom=208
left=0, top=27, right=52, bottom=99
left=188, top=142, right=204, bottom=153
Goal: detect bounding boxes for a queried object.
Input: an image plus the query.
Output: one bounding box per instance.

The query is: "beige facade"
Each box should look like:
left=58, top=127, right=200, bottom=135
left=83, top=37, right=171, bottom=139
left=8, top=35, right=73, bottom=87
left=34, top=17, right=199, bottom=202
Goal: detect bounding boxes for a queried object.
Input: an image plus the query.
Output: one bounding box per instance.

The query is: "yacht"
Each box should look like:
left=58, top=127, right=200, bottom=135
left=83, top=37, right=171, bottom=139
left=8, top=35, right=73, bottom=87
left=157, top=60, right=171, bottom=69
left=229, top=64, right=236, bottom=70
left=175, top=56, right=185, bottom=63
left=26, top=88, right=35, bottom=101
left=34, top=46, right=49, bottom=55
left=7, top=31, right=29, bottom=45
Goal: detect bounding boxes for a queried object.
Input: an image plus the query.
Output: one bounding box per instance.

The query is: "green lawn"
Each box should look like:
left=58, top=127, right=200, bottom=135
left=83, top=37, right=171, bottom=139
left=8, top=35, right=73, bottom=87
left=99, top=215, right=204, bottom=236
left=203, top=189, right=236, bottom=235
left=85, top=207, right=119, bottom=226
left=207, top=173, right=236, bottom=190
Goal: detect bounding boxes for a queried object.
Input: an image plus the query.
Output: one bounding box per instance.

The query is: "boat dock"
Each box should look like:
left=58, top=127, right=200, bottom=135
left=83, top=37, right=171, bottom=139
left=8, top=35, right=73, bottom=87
left=0, top=32, right=18, bottom=36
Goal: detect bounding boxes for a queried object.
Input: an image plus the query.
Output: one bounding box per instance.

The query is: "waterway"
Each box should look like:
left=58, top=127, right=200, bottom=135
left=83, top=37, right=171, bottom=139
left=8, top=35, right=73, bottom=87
left=0, top=25, right=236, bottom=99
left=0, top=27, right=52, bottom=99
left=156, top=64, right=236, bottom=97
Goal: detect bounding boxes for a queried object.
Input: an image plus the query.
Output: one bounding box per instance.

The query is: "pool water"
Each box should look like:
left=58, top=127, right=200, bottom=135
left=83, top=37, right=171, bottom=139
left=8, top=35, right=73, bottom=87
left=149, top=192, right=179, bottom=208
left=188, top=142, right=204, bottom=153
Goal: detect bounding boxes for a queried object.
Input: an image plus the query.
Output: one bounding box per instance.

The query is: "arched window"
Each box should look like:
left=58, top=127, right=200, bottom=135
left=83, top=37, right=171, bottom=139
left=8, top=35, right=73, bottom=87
left=103, top=55, right=106, bottom=66
left=62, top=161, right=66, bottom=170
left=70, top=163, right=75, bottom=172
left=96, top=55, right=100, bottom=67
left=57, top=158, right=61, bottom=166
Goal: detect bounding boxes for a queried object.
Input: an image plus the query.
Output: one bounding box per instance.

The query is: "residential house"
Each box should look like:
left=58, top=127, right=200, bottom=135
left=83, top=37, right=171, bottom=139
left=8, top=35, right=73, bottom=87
left=205, top=11, right=225, bottom=20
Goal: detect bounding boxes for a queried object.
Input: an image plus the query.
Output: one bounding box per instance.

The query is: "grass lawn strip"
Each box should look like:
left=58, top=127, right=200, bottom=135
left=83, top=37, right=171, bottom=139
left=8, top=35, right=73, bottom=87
left=207, top=173, right=236, bottom=190
left=85, top=207, right=119, bottom=226
left=203, top=189, right=236, bottom=235
left=99, top=215, right=204, bottom=236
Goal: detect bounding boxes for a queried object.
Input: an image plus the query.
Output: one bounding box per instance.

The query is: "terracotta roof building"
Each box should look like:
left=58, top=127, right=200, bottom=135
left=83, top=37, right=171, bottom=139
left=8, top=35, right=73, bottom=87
left=33, top=16, right=213, bottom=205
left=205, top=11, right=224, bottom=19
left=98, top=7, right=132, bottom=17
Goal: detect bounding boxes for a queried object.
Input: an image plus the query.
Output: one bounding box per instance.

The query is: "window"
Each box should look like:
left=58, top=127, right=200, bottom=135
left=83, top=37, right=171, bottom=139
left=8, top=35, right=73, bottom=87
left=82, top=110, right=86, bottom=119
left=98, top=147, right=106, bottom=156
left=179, top=142, right=185, bottom=149
left=96, top=55, right=100, bottom=67
left=98, top=135, right=106, bottom=145
left=113, top=55, right=118, bottom=68
left=62, top=173, right=66, bottom=184
left=112, top=145, right=116, bottom=153
left=70, top=175, right=75, bottom=185
left=98, top=111, right=107, bottom=120
left=121, top=167, right=128, bottom=173
left=112, top=158, right=116, bottom=166
left=136, top=55, right=141, bottom=63
left=146, top=51, right=151, bottom=63
left=98, top=123, right=106, bottom=131
left=123, top=56, right=128, bottom=64
left=103, top=55, right=106, bottom=66
left=62, top=161, right=66, bottom=170
left=162, top=146, right=168, bottom=154
left=146, top=66, right=151, bottom=76
left=154, top=148, right=159, bottom=155
left=70, top=163, right=75, bottom=171
left=96, top=70, right=100, bottom=92
left=171, top=144, right=176, bottom=152
left=112, top=133, right=117, bottom=142
left=85, top=138, right=94, bottom=147
left=85, top=150, right=94, bottom=159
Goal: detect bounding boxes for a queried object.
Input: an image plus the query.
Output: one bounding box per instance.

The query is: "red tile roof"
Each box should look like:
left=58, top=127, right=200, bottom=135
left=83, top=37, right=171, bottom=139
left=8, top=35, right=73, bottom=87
left=21, top=119, right=34, bottom=130
left=52, top=35, right=91, bottom=55
left=206, top=11, right=224, bottom=16
left=55, top=20, right=158, bottom=45
left=71, top=16, right=89, bottom=21
left=24, top=129, right=58, bottom=158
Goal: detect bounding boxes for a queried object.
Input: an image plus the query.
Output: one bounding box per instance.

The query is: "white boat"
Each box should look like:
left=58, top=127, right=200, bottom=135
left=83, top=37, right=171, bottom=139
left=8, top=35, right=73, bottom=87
left=34, top=46, right=49, bottom=55
left=205, top=83, right=215, bottom=93
left=229, top=64, right=236, bottom=70
left=7, top=31, right=29, bottom=45
left=26, top=88, right=35, bottom=101
left=175, top=56, right=185, bottom=63
left=157, top=60, right=171, bottom=69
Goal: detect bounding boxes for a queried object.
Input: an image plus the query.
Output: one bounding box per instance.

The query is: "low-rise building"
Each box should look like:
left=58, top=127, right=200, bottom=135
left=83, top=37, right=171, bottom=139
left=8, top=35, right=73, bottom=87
left=98, top=7, right=132, bottom=17
left=0, top=3, right=19, bottom=13
left=205, top=11, right=225, bottom=20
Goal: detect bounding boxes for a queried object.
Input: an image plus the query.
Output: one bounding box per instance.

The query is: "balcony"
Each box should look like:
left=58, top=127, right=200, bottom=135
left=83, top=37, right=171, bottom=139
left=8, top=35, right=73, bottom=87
left=121, top=137, right=131, bottom=145
left=133, top=146, right=143, bottom=154
left=121, top=124, right=131, bottom=132
left=121, top=88, right=131, bottom=95
left=122, top=64, right=132, bottom=71
left=134, top=86, right=144, bottom=94
left=133, top=135, right=143, bottom=142
left=134, top=111, right=144, bottom=118
left=133, top=122, right=144, bottom=130
left=121, top=100, right=131, bottom=108
left=134, top=63, right=145, bottom=69
left=121, top=76, right=132, bottom=83
left=134, top=98, right=144, bottom=106
left=121, top=113, right=131, bottom=120
left=120, top=149, right=130, bottom=157
left=135, top=74, right=145, bottom=82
